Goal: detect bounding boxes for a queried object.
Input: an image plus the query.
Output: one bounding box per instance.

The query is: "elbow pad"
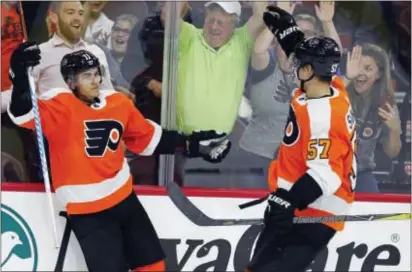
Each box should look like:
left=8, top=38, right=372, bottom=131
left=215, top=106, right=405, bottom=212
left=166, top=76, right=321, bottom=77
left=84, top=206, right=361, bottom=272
left=154, top=130, right=186, bottom=154
left=288, top=173, right=323, bottom=210
left=9, top=75, right=33, bottom=117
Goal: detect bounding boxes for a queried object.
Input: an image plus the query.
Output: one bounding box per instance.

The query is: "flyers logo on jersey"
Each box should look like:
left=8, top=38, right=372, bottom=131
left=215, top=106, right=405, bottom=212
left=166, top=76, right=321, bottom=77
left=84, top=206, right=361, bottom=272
left=283, top=106, right=300, bottom=146
left=84, top=120, right=124, bottom=157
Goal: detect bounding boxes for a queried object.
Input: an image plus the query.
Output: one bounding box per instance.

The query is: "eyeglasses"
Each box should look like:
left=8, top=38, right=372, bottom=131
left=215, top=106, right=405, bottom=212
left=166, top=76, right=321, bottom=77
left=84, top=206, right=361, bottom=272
left=112, top=26, right=131, bottom=36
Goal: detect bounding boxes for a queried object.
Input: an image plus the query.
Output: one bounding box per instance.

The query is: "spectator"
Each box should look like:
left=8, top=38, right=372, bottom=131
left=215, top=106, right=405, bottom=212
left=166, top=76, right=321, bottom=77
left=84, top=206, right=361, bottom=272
left=100, top=14, right=138, bottom=90
left=1, top=2, right=33, bottom=183
left=83, top=1, right=114, bottom=47
left=177, top=0, right=267, bottom=135
left=30, top=1, right=114, bottom=95
left=123, top=1, right=192, bottom=185
left=103, top=1, right=148, bottom=24
left=121, top=1, right=192, bottom=89
left=127, top=1, right=191, bottom=122
left=345, top=44, right=402, bottom=193
left=390, top=92, right=411, bottom=192
left=1, top=1, right=24, bottom=109
left=175, top=1, right=267, bottom=186
left=238, top=1, right=342, bottom=187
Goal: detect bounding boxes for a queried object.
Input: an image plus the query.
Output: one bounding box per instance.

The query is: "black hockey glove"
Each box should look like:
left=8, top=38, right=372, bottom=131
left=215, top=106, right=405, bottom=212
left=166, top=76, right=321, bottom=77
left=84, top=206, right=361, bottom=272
left=185, top=130, right=231, bottom=163
left=264, top=188, right=296, bottom=234
left=264, top=173, right=323, bottom=233
left=9, top=41, right=41, bottom=83
left=154, top=130, right=231, bottom=163
left=9, top=41, right=41, bottom=117
left=263, top=5, right=305, bottom=58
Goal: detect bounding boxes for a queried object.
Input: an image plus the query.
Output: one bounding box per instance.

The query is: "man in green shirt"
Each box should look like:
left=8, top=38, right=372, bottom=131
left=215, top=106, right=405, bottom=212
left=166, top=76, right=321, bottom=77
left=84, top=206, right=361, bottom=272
left=177, top=1, right=267, bottom=135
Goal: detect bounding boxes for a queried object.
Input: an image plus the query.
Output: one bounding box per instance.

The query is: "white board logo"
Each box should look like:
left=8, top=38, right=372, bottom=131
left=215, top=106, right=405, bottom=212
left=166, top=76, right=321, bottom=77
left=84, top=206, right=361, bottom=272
left=1, top=204, right=38, bottom=271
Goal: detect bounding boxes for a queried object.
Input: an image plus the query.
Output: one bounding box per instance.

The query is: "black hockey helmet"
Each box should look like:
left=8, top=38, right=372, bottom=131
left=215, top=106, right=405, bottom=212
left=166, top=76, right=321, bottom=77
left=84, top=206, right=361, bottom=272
left=60, top=50, right=104, bottom=87
left=293, top=36, right=341, bottom=79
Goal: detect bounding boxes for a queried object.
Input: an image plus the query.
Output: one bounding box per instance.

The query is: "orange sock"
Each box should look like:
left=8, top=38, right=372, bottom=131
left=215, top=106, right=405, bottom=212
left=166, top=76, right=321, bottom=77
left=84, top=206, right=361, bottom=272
left=133, top=260, right=166, bottom=272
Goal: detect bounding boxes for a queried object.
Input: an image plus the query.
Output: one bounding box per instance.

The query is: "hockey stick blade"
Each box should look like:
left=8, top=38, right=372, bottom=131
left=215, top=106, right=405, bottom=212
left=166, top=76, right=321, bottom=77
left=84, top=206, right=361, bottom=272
left=167, top=182, right=411, bottom=226
left=167, top=181, right=263, bottom=226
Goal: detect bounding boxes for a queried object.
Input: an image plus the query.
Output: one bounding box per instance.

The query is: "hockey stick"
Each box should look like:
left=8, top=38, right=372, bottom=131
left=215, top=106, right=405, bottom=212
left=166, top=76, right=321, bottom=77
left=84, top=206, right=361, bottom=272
left=54, top=212, right=71, bottom=272
left=18, top=1, right=60, bottom=248
left=167, top=181, right=411, bottom=226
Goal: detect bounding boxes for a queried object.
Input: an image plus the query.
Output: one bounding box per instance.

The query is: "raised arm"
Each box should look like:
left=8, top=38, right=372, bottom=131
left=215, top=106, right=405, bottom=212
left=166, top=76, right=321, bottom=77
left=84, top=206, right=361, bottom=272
left=315, top=1, right=343, bottom=51
left=344, top=46, right=362, bottom=87
left=247, top=1, right=268, bottom=39
left=8, top=42, right=70, bottom=136
left=251, top=27, right=274, bottom=71
left=252, top=1, right=297, bottom=71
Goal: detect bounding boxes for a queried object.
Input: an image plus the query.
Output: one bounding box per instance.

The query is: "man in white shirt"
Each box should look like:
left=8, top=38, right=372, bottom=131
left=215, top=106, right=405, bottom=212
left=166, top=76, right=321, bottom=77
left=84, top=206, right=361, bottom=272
left=1, top=1, right=114, bottom=111
left=35, top=1, right=114, bottom=95
left=83, top=1, right=114, bottom=48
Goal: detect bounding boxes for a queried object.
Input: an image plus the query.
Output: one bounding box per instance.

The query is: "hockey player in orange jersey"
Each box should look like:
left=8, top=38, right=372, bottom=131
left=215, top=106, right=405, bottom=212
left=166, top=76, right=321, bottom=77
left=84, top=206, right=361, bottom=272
left=8, top=42, right=231, bottom=272
left=245, top=5, right=357, bottom=272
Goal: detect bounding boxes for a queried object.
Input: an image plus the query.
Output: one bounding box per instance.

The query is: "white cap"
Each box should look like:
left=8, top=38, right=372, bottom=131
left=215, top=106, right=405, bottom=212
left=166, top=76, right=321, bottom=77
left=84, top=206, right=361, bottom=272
left=204, top=1, right=242, bottom=17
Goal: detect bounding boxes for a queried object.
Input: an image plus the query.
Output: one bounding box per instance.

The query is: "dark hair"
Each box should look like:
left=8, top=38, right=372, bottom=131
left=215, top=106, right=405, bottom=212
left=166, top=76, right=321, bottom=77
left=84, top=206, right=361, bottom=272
left=347, top=43, right=394, bottom=120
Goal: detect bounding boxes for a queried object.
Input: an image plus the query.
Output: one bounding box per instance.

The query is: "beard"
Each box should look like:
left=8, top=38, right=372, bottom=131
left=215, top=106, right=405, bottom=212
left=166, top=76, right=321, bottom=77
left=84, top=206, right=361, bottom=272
left=58, top=20, right=81, bottom=44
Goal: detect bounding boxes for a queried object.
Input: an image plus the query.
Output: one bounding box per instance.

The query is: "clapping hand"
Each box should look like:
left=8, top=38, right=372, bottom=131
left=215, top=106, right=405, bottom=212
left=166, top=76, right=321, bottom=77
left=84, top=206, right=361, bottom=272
left=379, top=102, right=401, bottom=132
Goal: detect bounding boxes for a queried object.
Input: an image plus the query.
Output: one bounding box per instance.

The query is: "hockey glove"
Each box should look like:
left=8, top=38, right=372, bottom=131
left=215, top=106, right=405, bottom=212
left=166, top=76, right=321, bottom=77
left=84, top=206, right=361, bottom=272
left=264, top=188, right=296, bottom=234
left=9, top=41, right=41, bottom=117
left=185, top=130, right=231, bottom=163
left=263, top=5, right=305, bottom=58
left=9, top=41, right=41, bottom=83
left=264, top=173, right=324, bottom=233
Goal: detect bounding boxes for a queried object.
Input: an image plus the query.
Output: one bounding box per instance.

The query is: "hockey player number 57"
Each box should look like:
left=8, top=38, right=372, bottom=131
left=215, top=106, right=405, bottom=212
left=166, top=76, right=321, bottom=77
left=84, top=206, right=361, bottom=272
left=307, top=139, right=331, bottom=160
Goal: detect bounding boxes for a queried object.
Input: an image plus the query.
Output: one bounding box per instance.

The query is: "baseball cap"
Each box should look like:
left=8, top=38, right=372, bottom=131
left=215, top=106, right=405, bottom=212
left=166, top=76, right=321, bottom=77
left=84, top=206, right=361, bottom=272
left=204, top=1, right=241, bottom=17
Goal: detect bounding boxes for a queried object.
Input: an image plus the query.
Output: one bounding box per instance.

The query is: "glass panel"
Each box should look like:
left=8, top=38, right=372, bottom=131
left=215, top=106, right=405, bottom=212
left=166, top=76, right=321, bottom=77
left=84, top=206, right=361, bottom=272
left=1, top=1, right=410, bottom=196
left=158, top=1, right=181, bottom=186
left=176, top=1, right=411, bottom=195
left=177, top=1, right=268, bottom=189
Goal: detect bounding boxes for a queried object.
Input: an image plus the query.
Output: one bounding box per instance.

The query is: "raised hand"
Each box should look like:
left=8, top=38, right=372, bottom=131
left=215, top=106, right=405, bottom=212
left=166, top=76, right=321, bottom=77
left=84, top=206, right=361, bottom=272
left=277, top=0, right=296, bottom=15
left=9, top=41, right=41, bottom=81
left=315, top=1, right=335, bottom=23
left=346, top=45, right=362, bottom=80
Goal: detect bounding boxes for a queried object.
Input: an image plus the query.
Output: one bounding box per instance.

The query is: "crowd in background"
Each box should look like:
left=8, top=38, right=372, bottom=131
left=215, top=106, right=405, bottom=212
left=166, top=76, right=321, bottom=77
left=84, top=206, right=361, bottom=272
left=1, top=1, right=411, bottom=195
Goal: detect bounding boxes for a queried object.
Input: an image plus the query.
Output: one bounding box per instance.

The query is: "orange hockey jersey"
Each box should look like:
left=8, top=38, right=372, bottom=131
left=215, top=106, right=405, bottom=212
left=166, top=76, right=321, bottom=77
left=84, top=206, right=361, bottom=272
left=7, top=88, right=162, bottom=215
left=268, top=76, right=357, bottom=231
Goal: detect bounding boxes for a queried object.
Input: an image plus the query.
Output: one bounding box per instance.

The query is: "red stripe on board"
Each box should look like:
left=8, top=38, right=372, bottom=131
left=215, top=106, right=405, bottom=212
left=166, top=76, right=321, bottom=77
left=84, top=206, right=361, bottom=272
left=1, top=182, right=411, bottom=203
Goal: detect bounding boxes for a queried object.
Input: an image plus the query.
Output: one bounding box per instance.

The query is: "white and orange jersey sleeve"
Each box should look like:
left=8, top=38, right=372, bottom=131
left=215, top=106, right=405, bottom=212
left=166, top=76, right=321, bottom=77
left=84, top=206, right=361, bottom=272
left=305, top=97, right=355, bottom=197
left=122, top=97, right=163, bottom=156
left=7, top=88, right=72, bottom=137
